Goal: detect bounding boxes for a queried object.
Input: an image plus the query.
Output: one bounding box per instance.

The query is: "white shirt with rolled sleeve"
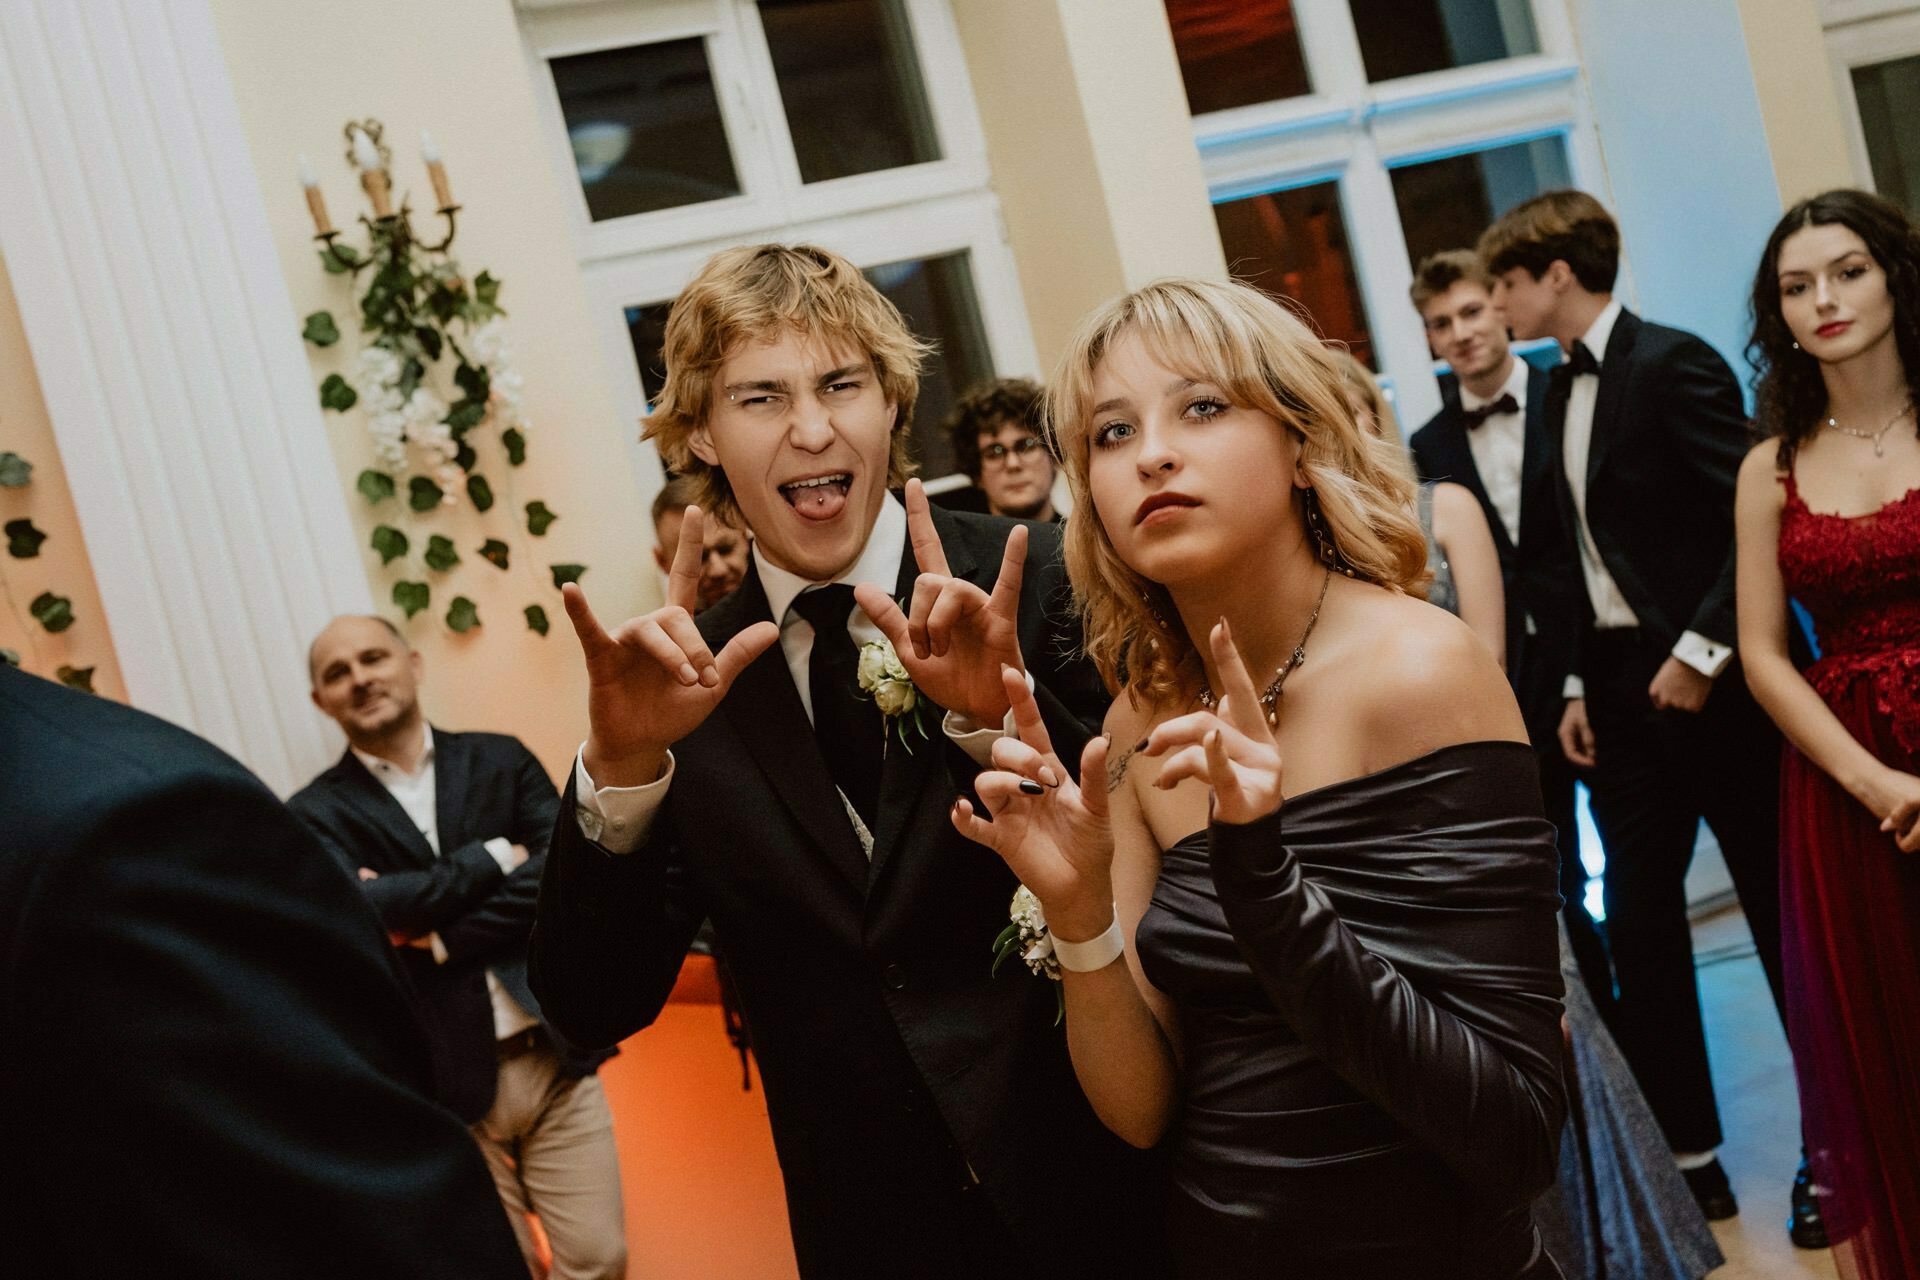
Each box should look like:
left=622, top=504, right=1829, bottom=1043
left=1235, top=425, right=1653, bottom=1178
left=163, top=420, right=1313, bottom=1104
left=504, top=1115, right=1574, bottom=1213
left=575, top=492, right=1018, bottom=855
left=1560, top=301, right=1733, bottom=698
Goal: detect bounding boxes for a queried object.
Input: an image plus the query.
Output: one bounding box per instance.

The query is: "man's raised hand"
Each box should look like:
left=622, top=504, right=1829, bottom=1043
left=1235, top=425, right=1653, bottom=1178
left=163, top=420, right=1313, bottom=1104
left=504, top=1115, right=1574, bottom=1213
left=566, top=505, right=778, bottom=787
left=853, top=479, right=1028, bottom=726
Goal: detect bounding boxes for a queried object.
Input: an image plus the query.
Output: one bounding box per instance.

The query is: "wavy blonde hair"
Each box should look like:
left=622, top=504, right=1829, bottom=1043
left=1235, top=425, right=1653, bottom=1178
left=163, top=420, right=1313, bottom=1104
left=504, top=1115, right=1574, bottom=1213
left=1048, top=278, right=1430, bottom=704
left=644, top=244, right=931, bottom=526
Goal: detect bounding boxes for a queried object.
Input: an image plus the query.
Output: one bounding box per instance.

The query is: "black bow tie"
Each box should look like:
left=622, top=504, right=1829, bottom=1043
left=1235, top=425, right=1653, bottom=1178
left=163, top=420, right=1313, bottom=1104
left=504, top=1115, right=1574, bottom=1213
left=1461, top=392, right=1520, bottom=430
left=1568, top=341, right=1601, bottom=378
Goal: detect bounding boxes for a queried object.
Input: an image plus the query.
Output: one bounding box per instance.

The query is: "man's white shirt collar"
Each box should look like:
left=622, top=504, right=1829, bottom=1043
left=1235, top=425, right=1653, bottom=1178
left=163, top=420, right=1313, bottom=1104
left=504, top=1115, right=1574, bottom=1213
left=755, top=491, right=909, bottom=626
left=353, top=722, right=434, bottom=779
left=1459, top=355, right=1530, bottom=414
left=1574, top=300, right=1625, bottom=371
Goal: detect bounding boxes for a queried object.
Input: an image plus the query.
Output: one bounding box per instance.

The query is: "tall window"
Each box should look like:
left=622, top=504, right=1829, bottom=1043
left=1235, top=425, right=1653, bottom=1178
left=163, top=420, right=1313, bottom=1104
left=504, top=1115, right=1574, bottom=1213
left=1169, top=0, right=1601, bottom=427
left=1824, top=4, right=1920, bottom=215
left=524, top=0, right=1035, bottom=496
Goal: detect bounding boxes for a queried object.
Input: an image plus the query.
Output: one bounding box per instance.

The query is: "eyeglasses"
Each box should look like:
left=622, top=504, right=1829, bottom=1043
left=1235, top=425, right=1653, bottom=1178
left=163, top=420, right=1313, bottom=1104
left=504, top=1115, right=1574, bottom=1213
left=980, top=436, right=1047, bottom=464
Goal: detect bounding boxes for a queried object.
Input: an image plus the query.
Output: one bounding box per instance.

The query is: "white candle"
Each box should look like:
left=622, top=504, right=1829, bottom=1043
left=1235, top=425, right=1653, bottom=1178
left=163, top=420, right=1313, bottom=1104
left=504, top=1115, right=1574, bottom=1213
left=299, top=153, right=318, bottom=188
left=420, top=130, right=442, bottom=165
left=350, top=128, right=382, bottom=173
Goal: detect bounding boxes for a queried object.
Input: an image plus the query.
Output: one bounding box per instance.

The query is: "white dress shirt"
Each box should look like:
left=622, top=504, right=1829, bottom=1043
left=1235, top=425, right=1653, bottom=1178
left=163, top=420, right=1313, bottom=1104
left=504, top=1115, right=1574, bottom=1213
left=575, top=493, right=1012, bottom=855
left=1460, top=355, right=1529, bottom=547
left=354, top=724, right=537, bottom=1039
left=1561, top=301, right=1733, bottom=696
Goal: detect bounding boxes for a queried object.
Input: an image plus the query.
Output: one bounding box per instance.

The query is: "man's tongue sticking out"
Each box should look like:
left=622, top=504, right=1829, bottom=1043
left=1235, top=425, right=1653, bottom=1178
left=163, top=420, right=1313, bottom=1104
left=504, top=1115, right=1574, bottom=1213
left=784, top=473, right=851, bottom=523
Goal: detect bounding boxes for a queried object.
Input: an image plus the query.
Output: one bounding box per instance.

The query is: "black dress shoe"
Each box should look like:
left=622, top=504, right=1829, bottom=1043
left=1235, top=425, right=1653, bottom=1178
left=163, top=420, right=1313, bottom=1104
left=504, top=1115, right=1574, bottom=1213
left=1789, top=1158, right=1830, bottom=1249
left=1681, top=1157, right=1739, bottom=1221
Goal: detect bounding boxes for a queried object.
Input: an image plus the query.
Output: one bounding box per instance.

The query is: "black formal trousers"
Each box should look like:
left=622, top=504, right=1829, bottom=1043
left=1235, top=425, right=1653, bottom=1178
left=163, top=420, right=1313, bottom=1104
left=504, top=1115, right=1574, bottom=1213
left=1582, top=628, right=1787, bottom=1153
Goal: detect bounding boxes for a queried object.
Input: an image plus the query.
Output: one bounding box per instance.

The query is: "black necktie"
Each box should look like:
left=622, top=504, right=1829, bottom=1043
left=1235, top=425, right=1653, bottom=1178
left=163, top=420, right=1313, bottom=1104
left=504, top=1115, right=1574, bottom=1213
left=1569, top=341, right=1601, bottom=378
left=1461, top=392, right=1519, bottom=430
left=790, top=584, right=883, bottom=830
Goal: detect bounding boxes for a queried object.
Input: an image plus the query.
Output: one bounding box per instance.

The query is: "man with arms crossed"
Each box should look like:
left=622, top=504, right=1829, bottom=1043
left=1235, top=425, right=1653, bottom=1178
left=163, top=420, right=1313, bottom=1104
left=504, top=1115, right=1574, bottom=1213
left=532, top=244, right=1163, bottom=1277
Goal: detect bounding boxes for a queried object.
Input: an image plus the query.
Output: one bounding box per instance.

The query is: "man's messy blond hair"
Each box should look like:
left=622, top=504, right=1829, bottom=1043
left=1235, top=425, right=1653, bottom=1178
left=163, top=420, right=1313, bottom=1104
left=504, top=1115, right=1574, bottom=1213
left=1048, top=278, right=1429, bottom=705
left=644, top=244, right=931, bottom=526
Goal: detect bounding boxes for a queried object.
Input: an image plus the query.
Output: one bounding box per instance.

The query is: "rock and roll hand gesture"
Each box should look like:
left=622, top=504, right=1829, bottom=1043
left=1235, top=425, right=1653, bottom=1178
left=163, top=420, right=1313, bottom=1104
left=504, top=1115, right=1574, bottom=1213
left=854, top=479, right=1029, bottom=728
left=564, top=505, right=780, bottom=788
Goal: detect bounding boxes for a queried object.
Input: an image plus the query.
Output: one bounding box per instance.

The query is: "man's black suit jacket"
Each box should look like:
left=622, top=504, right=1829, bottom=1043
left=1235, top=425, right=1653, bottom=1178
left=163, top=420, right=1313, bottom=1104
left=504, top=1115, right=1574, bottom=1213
left=289, top=727, right=606, bottom=1123
left=0, top=666, right=524, bottom=1278
left=532, top=505, right=1166, bottom=1278
left=1410, top=361, right=1577, bottom=741
left=1545, top=309, right=1749, bottom=673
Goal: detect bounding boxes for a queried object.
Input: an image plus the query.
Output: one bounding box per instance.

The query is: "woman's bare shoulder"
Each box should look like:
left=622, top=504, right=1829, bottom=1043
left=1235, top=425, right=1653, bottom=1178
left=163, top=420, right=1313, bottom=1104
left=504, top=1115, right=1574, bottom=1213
left=1338, top=593, right=1525, bottom=758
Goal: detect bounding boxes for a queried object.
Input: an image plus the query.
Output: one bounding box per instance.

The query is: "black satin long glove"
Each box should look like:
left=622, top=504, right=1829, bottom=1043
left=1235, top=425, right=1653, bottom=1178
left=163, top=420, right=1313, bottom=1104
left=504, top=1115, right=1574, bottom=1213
left=1207, top=744, right=1566, bottom=1211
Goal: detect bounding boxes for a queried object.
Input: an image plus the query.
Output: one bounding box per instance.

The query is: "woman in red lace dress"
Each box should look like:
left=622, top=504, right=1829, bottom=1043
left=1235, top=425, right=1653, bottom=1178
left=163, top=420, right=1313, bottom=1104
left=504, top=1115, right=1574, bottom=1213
left=1736, top=189, right=1920, bottom=1279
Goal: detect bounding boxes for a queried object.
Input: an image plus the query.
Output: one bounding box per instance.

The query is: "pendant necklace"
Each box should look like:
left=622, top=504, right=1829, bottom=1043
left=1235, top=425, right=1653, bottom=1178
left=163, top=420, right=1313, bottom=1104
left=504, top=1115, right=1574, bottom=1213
left=1199, top=567, right=1333, bottom=727
left=1824, top=400, right=1914, bottom=458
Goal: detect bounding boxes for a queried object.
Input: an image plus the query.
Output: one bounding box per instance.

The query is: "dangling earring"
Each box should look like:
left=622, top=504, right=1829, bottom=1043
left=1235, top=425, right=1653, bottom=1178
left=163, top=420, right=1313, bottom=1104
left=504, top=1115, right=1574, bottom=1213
left=1302, top=487, right=1355, bottom=577
left=1792, top=341, right=1801, bottom=351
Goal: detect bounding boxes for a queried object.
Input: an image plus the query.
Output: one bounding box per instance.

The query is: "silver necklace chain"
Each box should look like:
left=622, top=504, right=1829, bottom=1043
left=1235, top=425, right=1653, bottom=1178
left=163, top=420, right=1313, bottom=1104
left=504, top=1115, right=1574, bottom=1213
left=1824, top=400, right=1915, bottom=458
left=1199, top=568, right=1332, bottom=727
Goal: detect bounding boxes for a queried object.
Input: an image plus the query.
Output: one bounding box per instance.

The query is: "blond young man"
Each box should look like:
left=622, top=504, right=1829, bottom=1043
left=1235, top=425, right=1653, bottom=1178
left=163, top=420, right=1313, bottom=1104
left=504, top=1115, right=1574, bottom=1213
left=531, top=244, right=1164, bottom=1278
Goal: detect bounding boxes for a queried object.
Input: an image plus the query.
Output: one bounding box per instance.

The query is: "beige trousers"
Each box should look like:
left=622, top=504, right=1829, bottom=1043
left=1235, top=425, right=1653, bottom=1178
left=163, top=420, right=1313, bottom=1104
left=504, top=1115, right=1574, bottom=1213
left=472, top=1043, right=627, bottom=1280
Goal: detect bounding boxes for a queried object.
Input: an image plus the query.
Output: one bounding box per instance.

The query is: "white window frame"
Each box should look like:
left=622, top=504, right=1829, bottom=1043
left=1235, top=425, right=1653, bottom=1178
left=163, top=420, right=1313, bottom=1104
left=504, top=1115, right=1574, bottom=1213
left=1821, top=5, right=1920, bottom=194
left=1186, top=0, right=1608, bottom=428
left=519, top=0, right=1032, bottom=504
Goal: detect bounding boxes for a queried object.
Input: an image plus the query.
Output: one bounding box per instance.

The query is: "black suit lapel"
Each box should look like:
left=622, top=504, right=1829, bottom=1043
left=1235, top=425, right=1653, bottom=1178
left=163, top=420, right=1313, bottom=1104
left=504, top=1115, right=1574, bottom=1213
left=332, top=750, right=437, bottom=867
left=868, top=502, right=981, bottom=887
left=431, top=728, right=469, bottom=853
left=715, top=566, right=871, bottom=893
left=1586, top=310, right=1640, bottom=489
left=1518, top=363, right=1555, bottom=518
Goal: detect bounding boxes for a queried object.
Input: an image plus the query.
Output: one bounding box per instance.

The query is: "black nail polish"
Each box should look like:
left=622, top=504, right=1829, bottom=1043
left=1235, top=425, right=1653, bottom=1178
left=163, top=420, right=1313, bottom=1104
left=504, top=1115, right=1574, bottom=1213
left=1135, top=739, right=1150, bottom=752
left=1018, top=779, right=1045, bottom=796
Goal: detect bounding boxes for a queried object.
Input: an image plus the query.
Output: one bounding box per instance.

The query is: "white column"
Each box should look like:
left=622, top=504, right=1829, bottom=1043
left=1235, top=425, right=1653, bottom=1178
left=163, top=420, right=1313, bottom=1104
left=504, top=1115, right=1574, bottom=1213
left=0, top=0, right=369, bottom=795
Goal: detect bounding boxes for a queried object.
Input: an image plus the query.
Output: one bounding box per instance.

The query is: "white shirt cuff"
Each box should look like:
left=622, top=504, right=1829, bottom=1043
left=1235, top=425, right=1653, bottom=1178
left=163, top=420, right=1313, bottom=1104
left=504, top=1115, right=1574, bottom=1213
left=941, top=670, right=1035, bottom=768
left=482, top=837, right=519, bottom=875
left=1563, top=675, right=1585, bottom=700
left=1673, top=630, right=1733, bottom=680
left=428, top=932, right=448, bottom=965
left=573, top=744, right=673, bottom=855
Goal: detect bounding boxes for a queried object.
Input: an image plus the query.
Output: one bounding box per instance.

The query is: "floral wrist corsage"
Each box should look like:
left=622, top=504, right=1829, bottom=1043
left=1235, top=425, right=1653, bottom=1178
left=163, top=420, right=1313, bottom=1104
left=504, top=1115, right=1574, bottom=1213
left=992, top=884, right=1065, bottom=1025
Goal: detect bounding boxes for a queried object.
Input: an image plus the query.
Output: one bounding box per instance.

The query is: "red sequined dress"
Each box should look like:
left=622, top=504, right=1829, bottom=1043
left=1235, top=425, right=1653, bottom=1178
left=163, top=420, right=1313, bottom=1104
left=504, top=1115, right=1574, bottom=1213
left=1775, top=471, right=1920, bottom=1280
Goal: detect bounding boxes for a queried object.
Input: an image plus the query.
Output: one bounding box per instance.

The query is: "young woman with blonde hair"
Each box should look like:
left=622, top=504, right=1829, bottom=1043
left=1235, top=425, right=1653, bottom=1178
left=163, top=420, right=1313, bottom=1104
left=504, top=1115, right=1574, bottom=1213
left=952, top=279, right=1567, bottom=1275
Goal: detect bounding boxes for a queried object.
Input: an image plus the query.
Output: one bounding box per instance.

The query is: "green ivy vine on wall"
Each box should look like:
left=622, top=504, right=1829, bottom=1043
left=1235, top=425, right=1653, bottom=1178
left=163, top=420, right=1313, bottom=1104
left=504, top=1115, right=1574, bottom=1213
left=0, top=443, right=97, bottom=691
left=306, top=204, right=583, bottom=638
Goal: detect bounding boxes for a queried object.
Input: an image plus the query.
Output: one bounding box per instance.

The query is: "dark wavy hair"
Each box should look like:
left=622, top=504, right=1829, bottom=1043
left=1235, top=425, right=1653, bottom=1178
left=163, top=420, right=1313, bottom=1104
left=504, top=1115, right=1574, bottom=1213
left=943, top=377, right=1045, bottom=481
left=1749, top=188, right=1920, bottom=467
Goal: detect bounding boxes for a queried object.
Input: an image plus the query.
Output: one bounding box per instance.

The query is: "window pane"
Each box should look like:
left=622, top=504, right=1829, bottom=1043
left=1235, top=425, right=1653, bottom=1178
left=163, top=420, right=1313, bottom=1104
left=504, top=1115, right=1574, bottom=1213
left=866, top=253, right=993, bottom=477
left=1347, top=0, right=1539, bottom=82
left=1213, top=182, right=1375, bottom=366
left=1852, top=55, right=1920, bottom=215
left=552, top=40, right=742, bottom=221
left=1166, top=0, right=1311, bottom=115
left=759, top=0, right=941, bottom=184
left=624, top=252, right=993, bottom=476
left=1388, top=136, right=1571, bottom=271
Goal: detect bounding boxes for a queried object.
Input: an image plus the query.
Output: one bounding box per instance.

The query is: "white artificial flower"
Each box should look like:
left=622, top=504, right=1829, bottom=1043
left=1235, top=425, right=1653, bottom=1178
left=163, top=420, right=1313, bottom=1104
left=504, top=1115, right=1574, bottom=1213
left=873, top=679, right=917, bottom=719
left=857, top=643, right=890, bottom=691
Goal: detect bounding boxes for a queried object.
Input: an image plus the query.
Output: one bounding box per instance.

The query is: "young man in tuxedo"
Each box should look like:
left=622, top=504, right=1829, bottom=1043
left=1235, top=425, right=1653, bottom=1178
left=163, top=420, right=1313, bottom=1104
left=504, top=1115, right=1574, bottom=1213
left=0, top=663, right=526, bottom=1278
left=944, top=377, right=1060, bottom=522
left=1480, top=190, right=1818, bottom=1240
left=1405, top=249, right=1612, bottom=1021
left=652, top=473, right=751, bottom=612
left=291, top=616, right=627, bottom=1279
left=531, top=244, right=1164, bottom=1278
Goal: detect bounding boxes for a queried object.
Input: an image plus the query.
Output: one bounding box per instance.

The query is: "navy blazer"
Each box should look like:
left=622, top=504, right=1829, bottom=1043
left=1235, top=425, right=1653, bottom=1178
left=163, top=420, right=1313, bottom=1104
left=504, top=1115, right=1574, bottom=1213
left=289, top=727, right=605, bottom=1123
left=0, top=666, right=524, bottom=1277
left=1410, top=360, right=1577, bottom=739
left=532, top=504, right=1167, bottom=1278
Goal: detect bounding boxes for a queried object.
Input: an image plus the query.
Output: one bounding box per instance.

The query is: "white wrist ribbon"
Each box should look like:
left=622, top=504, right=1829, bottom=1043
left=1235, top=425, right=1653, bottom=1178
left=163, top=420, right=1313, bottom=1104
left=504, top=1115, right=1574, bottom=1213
left=1051, top=912, right=1124, bottom=973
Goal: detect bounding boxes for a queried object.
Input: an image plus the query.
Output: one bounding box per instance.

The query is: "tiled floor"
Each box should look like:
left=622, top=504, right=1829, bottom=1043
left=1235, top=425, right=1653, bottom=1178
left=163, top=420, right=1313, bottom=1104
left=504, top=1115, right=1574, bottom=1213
left=1692, top=907, right=1838, bottom=1280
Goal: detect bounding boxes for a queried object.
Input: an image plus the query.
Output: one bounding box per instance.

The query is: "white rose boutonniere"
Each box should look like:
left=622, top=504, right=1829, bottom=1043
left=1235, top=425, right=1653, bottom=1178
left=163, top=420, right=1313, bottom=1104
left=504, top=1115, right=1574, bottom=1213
left=857, top=636, right=931, bottom=752
left=992, top=884, right=1065, bottom=1025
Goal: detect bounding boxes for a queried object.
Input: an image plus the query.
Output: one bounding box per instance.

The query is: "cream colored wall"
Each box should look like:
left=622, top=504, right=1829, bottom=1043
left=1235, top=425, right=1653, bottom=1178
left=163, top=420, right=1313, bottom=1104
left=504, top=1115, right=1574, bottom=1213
left=954, top=0, right=1226, bottom=370
left=1734, top=0, right=1857, bottom=203
left=0, top=253, right=127, bottom=701
left=208, top=0, right=655, bottom=780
